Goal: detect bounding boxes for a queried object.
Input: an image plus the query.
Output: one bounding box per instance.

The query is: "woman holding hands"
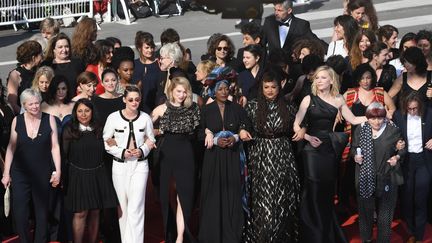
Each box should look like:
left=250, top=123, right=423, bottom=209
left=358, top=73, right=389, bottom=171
left=103, top=85, right=155, bottom=243
left=1, top=88, right=61, bottom=243
left=292, top=66, right=367, bottom=243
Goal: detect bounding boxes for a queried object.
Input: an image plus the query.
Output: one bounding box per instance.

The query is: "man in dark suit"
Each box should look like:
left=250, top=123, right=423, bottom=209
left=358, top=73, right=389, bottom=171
left=262, top=0, right=321, bottom=56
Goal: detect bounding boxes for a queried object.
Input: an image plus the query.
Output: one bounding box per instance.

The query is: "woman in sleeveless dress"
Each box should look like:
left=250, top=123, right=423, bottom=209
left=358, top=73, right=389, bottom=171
left=151, top=77, right=200, bottom=243
left=293, top=66, right=367, bottom=243
left=2, top=89, right=61, bottom=243
left=7, top=41, right=43, bottom=114
left=388, top=47, right=431, bottom=107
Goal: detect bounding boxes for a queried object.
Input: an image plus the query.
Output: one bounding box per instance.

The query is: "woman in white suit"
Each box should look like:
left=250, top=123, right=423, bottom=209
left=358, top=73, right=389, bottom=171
left=103, top=85, right=155, bottom=243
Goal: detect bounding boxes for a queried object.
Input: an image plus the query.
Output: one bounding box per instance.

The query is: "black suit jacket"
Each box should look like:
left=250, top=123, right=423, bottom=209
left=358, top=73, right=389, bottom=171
left=393, top=108, right=432, bottom=175
left=262, top=14, right=320, bottom=55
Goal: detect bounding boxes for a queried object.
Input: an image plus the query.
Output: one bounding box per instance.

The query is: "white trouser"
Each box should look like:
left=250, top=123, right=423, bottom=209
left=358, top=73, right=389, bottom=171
left=112, top=160, right=149, bottom=243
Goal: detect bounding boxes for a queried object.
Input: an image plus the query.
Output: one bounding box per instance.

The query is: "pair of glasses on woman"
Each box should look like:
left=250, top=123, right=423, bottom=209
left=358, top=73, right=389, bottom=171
left=127, top=98, right=140, bottom=103
left=216, top=47, right=229, bottom=51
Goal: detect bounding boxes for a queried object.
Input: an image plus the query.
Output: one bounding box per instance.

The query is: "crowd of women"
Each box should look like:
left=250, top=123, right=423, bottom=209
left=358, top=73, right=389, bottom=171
left=1, top=0, right=432, bottom=242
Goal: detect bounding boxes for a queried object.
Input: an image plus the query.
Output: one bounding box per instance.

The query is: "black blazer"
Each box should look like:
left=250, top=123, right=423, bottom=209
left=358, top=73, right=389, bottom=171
left=262, top=14, right=321, bottom=55
left=393, top=108, right=432, bottom=175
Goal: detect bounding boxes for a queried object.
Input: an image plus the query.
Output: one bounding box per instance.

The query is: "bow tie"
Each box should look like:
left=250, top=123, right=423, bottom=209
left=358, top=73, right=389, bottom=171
left=278, top=21, right=290, bottom=27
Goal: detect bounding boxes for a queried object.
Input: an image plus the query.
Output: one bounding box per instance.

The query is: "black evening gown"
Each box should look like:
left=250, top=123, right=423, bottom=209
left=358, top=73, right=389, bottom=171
left=244, top=100, right=300, bottom=242
left=158, top=102, right=200, bottom=243
left=199, top=101, right=245, bottom=243
left=300, top=95, right=348, bottom=243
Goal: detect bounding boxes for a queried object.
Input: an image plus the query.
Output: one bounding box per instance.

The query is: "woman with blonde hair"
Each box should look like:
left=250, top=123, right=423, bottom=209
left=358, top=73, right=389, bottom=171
left=293, top=65, right=367, bottom=242
left=195, top=59, right=217, bottom=100
left=151, top=76, right=200, bottom=243
left=32, top=66, right=55, bottom=101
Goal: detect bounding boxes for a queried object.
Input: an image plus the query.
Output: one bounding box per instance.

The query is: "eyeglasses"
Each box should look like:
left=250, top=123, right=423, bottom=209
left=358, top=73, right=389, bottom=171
left=216, top=47, right=229, bottom=51
left=407, top=107, right=418, bottom=111
left=127, top=98, right=141, bottom=103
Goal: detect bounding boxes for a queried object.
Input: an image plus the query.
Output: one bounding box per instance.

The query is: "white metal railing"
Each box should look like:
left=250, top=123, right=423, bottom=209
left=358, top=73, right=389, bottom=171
left=0, top=0, right=93, bottom=30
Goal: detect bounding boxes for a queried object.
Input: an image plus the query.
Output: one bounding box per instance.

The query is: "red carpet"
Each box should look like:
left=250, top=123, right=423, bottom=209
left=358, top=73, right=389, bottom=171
left=3, top=178, right=432, bottom=243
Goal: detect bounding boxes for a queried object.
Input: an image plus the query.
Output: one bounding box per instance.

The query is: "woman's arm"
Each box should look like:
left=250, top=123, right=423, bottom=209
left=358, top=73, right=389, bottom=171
left=383, top=91, right=396, bottom=119
left=49, top=115, right=61, bottom=187
left=293, top=95, right=311, bottom=132
left=1, top=118, right=17, bottom=188
left=6, top=70, right=21, bottom=114
left=388, top=75, right=403, bottom=98
left=103, top=114, right=126, bottom=159
left=139, top=116, right=156, bottom=158
left=338, top=96, right=367, bottom=125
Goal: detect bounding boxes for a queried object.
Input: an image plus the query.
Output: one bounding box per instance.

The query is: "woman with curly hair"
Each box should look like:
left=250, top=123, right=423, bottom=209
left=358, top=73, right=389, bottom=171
left=240, top=71, right=300, bottom=242
left=132, top=31, right=159, bottom=112
left=71, top=17, right=98, bottom=66
left=206, top=35, right=242, bottom=72
left=292, top=38, right=326, bottom=63
left=349, top=29, right=377, bottom=70
left=7, top=40, right=43, bottom=114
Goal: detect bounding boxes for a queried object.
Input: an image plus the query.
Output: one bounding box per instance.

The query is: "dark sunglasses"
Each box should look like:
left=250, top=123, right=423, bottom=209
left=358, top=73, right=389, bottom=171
left=217, top=47, right=229, bottom=51
left=127, top=98, right=141, bottom=103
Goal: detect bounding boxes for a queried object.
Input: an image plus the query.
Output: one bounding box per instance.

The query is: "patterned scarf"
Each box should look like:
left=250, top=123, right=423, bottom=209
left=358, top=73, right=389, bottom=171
left=358, top=122, right=375, bottom=198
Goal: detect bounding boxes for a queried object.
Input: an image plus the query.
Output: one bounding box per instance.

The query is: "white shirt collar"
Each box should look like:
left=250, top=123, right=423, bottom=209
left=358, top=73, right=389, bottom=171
left=407, top=114, right=421, bottom=120
left=79, top=124, right=93, bottom=131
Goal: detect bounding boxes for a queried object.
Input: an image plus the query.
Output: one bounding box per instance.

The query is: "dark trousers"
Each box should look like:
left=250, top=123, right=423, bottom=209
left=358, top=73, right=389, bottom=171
left=358, top=185, right=398, bottom=243
left=401, top=152, right=432, bottom=240
left=11, top=171, right=49, bottom=243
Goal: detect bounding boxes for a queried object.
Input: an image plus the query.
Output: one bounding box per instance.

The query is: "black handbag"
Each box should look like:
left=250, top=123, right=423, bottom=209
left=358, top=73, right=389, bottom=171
left=129, top=1, right=152, bottom=18
left=328, top=132, right=349, bottom=161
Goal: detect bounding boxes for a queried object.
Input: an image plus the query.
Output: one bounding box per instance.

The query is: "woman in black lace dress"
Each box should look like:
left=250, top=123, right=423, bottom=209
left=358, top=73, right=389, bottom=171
left=240, top=71, right=300, bottom=242
left=151, top=77, right=200, bottom=243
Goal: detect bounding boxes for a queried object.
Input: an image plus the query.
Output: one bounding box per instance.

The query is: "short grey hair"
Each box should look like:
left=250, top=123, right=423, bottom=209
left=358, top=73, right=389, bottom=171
left=275, top=0, right=293, bottom=10
left=160, top=42, right=183, bottom=66
left=20, top=88, right=42, bottom=107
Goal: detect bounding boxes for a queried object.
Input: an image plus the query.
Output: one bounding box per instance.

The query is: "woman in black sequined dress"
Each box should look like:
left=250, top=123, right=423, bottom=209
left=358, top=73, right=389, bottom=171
left=240, top=71, right=300, bottom=242
left=151, top=77, right=200, bottom=243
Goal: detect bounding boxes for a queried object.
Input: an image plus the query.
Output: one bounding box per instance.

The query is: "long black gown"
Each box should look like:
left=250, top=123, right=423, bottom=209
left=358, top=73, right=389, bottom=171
left=199, top=101, right=246, bottom=243
left=158, top=102, right=200, bottom=243
left=300, top=95, right=348, bottom=243
left=244, top=99, right=300, bottom=242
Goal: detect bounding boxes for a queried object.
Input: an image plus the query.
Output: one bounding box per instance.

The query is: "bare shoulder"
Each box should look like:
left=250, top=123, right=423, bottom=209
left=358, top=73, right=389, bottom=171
left=152, top=104, right=167, bottom=119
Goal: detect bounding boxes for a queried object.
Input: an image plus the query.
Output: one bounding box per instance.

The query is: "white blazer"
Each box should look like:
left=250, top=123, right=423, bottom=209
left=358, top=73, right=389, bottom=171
left=103, top=110, right=155, bottom=161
